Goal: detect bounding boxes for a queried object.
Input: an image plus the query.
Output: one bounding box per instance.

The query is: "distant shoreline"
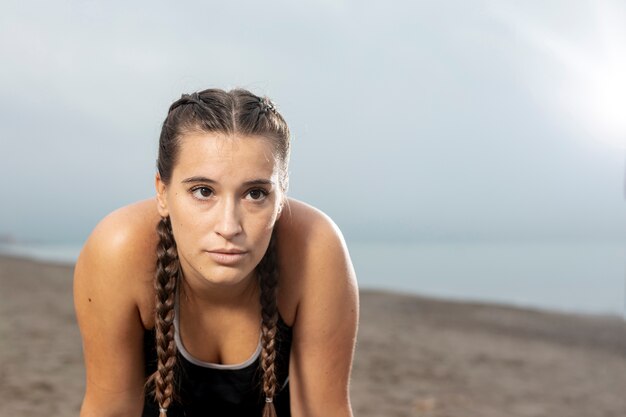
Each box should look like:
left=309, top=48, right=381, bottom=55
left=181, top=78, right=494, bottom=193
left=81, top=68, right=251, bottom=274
left=0, top=251, right=76, bottom=267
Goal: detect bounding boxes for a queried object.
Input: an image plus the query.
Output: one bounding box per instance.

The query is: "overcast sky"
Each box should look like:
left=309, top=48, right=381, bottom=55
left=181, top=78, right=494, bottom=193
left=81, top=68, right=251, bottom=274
left=1, top=0, right=626, bottom=244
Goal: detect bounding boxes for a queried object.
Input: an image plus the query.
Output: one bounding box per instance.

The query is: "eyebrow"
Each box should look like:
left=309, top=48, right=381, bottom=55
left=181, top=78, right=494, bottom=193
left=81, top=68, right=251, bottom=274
left=181, top=176, right=275, bottom=187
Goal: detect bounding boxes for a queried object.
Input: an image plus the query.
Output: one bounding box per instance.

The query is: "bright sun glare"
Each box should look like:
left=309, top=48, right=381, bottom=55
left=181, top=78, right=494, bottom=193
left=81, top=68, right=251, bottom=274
left=497, top=0, right=626, bottom=148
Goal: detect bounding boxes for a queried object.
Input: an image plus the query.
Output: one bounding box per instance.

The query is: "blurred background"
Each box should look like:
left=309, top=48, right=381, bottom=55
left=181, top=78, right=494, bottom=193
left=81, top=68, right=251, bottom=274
left=1, top=0, right=625, bottom=315
left=2, top=1, right=626, bottom=416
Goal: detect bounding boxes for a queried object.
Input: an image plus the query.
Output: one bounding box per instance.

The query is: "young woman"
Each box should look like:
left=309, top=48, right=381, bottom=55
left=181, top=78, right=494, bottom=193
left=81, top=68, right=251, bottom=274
left=73, top=88, right=359, bottom=417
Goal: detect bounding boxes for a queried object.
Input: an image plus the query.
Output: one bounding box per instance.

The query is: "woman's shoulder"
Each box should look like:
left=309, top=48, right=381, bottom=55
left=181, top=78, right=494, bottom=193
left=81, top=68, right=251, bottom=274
left=276, top=198, right=348, bottom=271
left=91, top=198, right=160, bottom=238
left=275, top=198, right=356, bottom=325
left=277, top=198, right=344, bottom=241
left=79, top=199, right=159, bottom=272
left=74, top=199, right=159, bottom=327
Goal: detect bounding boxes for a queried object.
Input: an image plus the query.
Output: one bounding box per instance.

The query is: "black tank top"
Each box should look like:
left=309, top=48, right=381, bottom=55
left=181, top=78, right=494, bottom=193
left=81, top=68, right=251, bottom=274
left=142, top=311, right=293, bottom=417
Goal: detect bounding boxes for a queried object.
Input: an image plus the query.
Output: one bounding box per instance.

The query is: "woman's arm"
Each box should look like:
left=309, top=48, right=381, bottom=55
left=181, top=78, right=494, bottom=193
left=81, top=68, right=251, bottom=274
left=285, top=208, right=359, bottom=417
left=74, top=206, right=155, bottom=417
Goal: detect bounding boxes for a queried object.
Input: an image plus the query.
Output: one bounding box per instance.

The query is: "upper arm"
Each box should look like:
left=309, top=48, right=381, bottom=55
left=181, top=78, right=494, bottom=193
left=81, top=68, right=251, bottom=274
left=74, top=210, right=153, bottom=416
left=287, top=210, right=359, bottom=417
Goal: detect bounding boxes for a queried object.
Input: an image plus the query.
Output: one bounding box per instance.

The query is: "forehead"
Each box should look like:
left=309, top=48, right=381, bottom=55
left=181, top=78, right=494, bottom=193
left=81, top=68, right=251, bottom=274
left=172, top=132, right=279, bottom=181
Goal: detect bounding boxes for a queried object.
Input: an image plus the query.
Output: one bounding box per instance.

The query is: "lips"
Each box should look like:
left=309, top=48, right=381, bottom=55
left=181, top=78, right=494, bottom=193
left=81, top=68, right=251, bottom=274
left=206, top=249, right=248, bottom=265
left=209, top=248, right=246, bottom=254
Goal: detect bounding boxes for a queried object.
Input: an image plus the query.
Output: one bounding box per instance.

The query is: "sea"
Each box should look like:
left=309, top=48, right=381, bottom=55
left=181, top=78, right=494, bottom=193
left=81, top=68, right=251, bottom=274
left=1, top=240, right=624, bottom=318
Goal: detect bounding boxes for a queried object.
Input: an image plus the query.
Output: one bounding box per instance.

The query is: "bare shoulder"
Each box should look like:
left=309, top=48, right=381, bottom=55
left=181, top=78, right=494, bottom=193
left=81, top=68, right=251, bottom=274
left=278, top=198, right=344, bottom=238
left=276, top=198, right=358, bottom=325
left=74, top=198, right=160, bottom=329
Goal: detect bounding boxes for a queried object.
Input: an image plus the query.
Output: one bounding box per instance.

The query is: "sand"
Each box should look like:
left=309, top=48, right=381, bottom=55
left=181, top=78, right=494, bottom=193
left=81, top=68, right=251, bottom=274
left=1, top=254, right=625, bottom=417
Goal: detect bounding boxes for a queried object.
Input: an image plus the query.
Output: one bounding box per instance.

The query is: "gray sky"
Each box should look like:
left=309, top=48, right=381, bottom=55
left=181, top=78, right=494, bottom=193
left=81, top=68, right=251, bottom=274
left=1, top=0, right=625, bottom=244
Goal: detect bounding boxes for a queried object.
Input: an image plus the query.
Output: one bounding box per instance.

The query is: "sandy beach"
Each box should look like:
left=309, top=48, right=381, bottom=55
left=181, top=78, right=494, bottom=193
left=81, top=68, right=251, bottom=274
left=1, top=254, right=625, bottom=417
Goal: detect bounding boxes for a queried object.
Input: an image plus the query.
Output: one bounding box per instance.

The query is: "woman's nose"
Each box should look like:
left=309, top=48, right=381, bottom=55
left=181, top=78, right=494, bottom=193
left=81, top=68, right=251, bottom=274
left=214, top=199, right=243, bottom=239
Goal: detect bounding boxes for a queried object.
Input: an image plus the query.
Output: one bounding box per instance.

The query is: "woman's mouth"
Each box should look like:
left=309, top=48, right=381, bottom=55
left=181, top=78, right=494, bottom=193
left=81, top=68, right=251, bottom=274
left=206, top=250, right=248, bottom=265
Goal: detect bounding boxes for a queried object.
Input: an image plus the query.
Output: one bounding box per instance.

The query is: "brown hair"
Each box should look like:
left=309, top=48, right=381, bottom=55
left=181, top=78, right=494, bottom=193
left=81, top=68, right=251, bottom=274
left=149, top=88, right=290, bottom=417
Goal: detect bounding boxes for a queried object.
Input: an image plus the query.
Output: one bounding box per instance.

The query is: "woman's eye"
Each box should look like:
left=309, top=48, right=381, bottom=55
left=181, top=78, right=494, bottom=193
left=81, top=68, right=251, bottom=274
left=191, top=187, right=213, bottom=199
left=247, top=189, right=268, bottom=201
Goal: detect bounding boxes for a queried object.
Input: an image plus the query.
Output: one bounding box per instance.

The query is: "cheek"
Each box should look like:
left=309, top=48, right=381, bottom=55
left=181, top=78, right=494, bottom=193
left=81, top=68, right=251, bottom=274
left=167, top=198, right=203, bottom=246
left=250, top=208, right=279, bottom=234
left=247, top=213, right=278, bottom=254
left=249, top=229, right=274, bottom=268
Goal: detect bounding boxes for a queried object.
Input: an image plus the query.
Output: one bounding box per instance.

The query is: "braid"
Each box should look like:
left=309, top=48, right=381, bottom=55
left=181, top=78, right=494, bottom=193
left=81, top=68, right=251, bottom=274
left=257, top=230, right=280, bottom=417
left=149, top=216, right=180, bottom=416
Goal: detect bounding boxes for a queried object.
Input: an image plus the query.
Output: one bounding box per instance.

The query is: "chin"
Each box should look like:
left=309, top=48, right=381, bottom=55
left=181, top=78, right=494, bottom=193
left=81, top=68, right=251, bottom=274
left=200, top=265, right=255, bottom=286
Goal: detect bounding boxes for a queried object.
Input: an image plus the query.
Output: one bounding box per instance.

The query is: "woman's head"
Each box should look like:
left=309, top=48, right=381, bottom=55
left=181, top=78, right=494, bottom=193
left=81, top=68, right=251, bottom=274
left=155, top=89, right=290, bottom=288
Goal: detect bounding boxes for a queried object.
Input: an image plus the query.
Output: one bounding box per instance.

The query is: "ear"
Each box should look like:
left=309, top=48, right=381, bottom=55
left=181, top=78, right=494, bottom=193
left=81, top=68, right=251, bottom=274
left=155, top=173, right=169, bottom=217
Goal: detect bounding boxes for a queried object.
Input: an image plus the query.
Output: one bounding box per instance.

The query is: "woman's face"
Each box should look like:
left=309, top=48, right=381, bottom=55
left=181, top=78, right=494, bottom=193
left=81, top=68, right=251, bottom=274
left=156, top=132, right=284, bottom=288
